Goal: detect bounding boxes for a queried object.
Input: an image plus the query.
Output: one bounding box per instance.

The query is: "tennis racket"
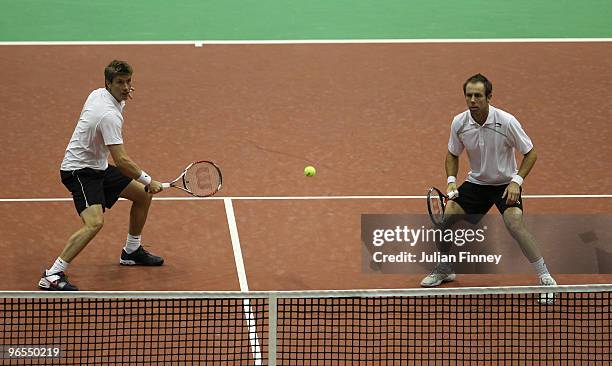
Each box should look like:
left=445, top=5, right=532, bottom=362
left=146, top=161, right=222, bottom=197
left=427, top=187, right=448, bottom=226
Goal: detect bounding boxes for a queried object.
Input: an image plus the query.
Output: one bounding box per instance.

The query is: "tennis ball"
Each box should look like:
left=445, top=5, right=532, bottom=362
left=304, top=166, right=316, bottom=177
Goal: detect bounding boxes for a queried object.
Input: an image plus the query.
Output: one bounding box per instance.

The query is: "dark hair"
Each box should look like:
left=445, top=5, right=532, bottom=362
left=463, top=73, right=492, bottom=97
left=104, top=60, right=133, bottom=85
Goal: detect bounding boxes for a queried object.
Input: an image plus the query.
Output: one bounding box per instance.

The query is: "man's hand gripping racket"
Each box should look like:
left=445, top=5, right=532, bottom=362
left=427, top=185, right=459, bottom=226
left=146, top=161, right=223, bottom=197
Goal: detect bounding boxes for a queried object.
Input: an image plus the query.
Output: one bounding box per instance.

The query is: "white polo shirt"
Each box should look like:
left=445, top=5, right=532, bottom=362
left=60, top=88, right=125, bottom=171
left=448, top=106, right=533, bottom=186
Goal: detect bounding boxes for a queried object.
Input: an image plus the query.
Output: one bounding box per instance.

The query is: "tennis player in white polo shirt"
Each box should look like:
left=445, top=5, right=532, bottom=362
left=39, top=60, right=165, bottom=291
left=421, top=73, right=557, bottom=290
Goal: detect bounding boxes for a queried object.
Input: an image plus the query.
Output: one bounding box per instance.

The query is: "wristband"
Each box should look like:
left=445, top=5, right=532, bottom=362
left=137, top=171, right=152, bottom=186
left=511, top=174, right=524, bottom=186
left=447, top=176, right=456, bottom=184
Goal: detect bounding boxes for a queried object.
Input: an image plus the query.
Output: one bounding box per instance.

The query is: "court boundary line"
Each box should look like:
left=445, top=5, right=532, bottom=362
left=1, top=194, right=611, bottom=203
left=1, top=38, right=612, bottom=47
left=223, top=198, right=262, bottom=364
left=224, top=198, right=249, bottom=290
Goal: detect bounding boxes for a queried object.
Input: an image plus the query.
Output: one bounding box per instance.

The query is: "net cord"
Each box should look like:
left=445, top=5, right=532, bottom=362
left=3, top=284, right=612, bottom=299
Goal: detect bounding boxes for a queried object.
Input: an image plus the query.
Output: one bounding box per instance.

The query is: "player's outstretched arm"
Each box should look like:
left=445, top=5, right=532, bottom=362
left=108, top=144, right=163, bottom=193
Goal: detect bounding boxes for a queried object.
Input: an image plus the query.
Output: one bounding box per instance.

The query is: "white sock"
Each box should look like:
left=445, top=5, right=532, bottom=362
left=531, top=257, right=550, bottom=279
left=46, top=257, right=69, bottom=276
left=124, top=234, right=142, bottom=254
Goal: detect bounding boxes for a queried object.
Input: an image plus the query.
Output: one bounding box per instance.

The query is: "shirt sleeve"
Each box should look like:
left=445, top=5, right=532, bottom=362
left=447, top=117, right=464, bottom=156
left=507, top=117, right=533, bottom=154
left=99, top=112, right=124, bottom=145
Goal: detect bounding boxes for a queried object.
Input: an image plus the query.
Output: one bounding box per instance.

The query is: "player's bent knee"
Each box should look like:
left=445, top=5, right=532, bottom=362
left=445, top=201, right=465, bottom=215
left=130, top=190, right=152, bottom=208
left=139, top=190, right=153, bottom=206
left=120, top=180, right=152, bottom=204
left=80, top=206, right=104, bottom=232
left=85, top=216, right=104, bottom=232
left=503, top=207, right=523, bottom=221
left=503, top=209, right=524, bottom=233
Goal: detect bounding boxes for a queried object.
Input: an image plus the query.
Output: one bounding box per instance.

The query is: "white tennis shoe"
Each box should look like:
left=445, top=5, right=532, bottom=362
left=38, top=271, right=79, bottom=291
left=420, top=264, right=456, bottom=287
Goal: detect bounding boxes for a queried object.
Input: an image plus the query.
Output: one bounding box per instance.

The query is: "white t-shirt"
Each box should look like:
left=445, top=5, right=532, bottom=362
left=60, top=88, right=125, bottom=171
left=448, top=106, right=533, bottom=186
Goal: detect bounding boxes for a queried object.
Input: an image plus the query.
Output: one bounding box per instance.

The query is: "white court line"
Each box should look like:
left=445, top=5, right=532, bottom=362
left=1, top=38, right=612, bottom=47
left=223, top=198, right=263, bottom=365
left=1, top=194, right=611, bottom=203
left=224, top=198, right=250, bottom=290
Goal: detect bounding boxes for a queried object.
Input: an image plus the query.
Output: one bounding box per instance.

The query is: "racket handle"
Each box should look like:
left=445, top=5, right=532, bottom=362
left=144, top=182, right=171, bottom=192
left=447, top=190, right=459, bottom=200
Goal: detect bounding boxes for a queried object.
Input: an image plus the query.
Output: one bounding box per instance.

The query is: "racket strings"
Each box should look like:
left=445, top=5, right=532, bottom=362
left=429, top=196, right=443, bottom=217
left=184, top=162, right=221, bottom=197
left=427, top=190, right=446, bottom=226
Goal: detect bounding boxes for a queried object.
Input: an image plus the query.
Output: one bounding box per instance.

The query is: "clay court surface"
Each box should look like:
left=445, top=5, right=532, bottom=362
left=1, top=42, right=612, bottom=291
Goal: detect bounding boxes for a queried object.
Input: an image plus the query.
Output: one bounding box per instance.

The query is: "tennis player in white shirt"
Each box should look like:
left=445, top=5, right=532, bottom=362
left=421, top=74, right=557, bottom=295
left=39, top=60, right=164, bottom=291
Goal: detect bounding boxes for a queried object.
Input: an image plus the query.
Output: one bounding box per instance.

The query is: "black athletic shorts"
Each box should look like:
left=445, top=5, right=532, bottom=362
left=454, top=181, right=523, bottom=216
left=60, top=165, right=132, bottom=215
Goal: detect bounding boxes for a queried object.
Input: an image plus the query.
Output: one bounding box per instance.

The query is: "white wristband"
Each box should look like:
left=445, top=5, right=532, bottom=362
left=447, top=176, right=456, bottom=184
left=137, top=171, right=152, bottom=186
left=511, top=174, right=524, bottom=186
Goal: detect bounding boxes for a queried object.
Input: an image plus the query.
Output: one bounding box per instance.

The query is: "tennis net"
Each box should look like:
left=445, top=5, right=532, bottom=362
left=1, top=284, right=610, bottom=365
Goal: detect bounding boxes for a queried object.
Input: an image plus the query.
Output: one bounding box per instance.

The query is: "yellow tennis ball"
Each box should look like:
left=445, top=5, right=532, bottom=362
left=304, top=166, right=316, bottom=177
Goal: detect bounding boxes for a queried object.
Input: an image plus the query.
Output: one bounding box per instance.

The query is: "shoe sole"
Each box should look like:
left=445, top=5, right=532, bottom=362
left=119, top=259, right=164, bottom=266
left=420, top=273, right=456, bottom=287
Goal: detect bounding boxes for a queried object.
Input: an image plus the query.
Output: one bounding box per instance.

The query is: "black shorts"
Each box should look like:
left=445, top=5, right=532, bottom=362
left=60, top=165, right=132, bottom=215
left=454, top=181, right=523, bottom=216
